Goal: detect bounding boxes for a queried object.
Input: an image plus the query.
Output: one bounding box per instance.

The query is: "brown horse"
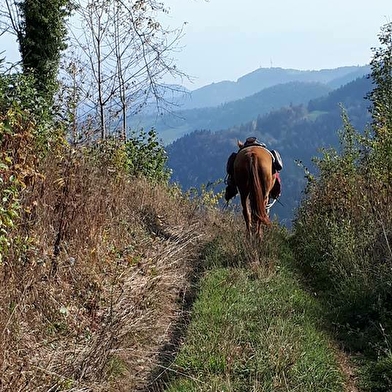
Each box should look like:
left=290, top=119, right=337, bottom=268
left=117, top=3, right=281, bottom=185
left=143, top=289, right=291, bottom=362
left=233, top=142, right=276, bottom=237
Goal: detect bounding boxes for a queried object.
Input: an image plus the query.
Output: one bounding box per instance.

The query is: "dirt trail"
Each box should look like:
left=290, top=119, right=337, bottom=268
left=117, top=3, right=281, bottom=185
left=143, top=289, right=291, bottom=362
left=335, top=347, right=359, bottom=392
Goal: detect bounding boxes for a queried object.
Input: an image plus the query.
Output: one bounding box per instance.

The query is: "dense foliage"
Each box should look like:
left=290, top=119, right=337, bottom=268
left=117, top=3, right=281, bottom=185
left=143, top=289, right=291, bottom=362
left=0, top=64, right=62, bottom=263
left=0, top=58, right=173, bottom=269
left=0, top=30, right=188, bottom=391
left=85, top=129, right=171, bottom=184
left=292, top=22, right=392, bottom=391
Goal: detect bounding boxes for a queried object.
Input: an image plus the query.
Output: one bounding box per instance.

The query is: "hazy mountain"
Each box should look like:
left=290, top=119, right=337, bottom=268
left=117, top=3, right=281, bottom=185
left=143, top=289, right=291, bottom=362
left=128, top=66, right=370, bottom=144
left=166, top=76, right=373, bottom=226
left=326, top=67, right=371, bottom=89
left=176, top=65, right=370, bottom=110
left=130, top=81, right=332, bottom=144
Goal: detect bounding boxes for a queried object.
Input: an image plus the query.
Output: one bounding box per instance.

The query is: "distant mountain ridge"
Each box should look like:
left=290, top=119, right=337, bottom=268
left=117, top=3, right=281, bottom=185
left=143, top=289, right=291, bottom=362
left=128, top=65, right=371, bottom=144
left=179, top=65, right=371, bottom=110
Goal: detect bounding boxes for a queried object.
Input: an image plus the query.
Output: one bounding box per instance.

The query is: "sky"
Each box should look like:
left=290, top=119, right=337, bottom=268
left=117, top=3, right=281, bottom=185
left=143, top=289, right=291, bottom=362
left=161, top=0, right=392, bottom=89
left=1, top=0, right=391, bottom=90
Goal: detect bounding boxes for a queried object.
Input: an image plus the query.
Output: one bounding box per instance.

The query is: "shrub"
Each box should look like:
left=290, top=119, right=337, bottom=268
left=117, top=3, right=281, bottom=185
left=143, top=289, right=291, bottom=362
left=292, top=22, right=392, bottom=391
left=0, top=103, right=41, bottom=264
left=0, top=63, right=67, bottom=264
left=82, top=129, right=171, bottom=183
left=124, top=129, right=171, bottom=183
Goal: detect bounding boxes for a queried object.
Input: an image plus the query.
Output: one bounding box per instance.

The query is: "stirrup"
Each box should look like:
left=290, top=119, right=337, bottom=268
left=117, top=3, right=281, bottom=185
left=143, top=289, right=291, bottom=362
left=266, top=199, right=277, bottom=210
left=266, top=199, right=277, bottom=215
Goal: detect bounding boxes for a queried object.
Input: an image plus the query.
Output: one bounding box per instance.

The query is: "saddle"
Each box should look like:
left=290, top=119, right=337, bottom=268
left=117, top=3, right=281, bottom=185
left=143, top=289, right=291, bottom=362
left=234, top=142, right=283, bottom=173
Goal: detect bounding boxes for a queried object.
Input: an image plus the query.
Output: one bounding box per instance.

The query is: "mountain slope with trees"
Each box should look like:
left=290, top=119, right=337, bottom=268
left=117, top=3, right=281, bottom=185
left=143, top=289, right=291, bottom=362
left=131, top=81, right=332, bottom=143
left=167, top=75, right=372, bottom=225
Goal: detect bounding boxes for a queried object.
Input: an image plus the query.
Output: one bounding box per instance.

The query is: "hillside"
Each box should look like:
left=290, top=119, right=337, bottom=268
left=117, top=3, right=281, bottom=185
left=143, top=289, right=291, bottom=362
left=2, top=61, right=389, bottom=392
left=0, top=134, right=215, bottom=390
left=0, top=137, right=358, bottom=391
left=166, top=76, right=373, bottom=226
left=130, top=81, right=332, bottom=144
left=128, top=66, right=370, bottom=145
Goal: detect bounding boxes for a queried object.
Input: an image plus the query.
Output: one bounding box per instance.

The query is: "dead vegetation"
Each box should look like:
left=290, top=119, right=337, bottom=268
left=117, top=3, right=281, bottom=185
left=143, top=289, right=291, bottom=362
left=0, top=146, right=219, bottom=391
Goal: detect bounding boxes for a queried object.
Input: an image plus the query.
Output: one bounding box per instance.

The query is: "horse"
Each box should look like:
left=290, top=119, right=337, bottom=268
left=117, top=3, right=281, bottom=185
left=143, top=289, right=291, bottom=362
left=233, top=141, right=276, bottom=237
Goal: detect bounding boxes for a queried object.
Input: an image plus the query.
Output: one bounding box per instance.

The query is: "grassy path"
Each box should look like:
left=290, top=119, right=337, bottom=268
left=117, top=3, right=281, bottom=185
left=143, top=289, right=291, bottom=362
left=158, top=231, right=350, bottom=391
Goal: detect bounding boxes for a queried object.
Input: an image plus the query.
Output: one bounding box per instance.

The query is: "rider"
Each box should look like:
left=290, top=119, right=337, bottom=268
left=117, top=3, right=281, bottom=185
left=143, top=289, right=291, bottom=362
left=224, top=136, right=282, bottom=203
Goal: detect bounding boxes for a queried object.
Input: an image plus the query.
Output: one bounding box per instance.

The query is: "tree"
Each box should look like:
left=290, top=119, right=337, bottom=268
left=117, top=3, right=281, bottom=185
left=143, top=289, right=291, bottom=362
left=17, top=0, right=74, bottom=103
left=9, top=0, right=74, bottom=103
left=68, top=0, right=186, bottom=140
left=366, top=22, right=392, bottom=193
left=367, top=22, right=392, bottom=139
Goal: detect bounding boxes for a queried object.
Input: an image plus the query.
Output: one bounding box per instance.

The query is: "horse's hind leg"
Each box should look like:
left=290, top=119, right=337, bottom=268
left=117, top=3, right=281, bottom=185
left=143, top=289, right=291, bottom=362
left=240, top=193, right=251, bottom=234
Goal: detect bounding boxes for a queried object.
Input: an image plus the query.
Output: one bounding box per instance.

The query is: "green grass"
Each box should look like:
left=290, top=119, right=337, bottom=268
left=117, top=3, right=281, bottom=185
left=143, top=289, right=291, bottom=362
left=163, top=237, right=345, bottom=391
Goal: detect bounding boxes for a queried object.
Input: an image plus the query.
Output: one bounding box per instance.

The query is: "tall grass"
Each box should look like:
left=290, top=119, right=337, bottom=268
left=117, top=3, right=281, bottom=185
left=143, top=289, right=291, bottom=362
left=0, top=143, right=211, bottom=391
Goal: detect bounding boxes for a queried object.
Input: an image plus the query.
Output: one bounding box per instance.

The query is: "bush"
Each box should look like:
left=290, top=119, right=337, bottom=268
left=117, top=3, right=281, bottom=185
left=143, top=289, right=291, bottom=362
left=124, top=129, right=171, bottom=182
left=0, top=63, right=68, bottom=264
left=82, top=129, right=171, bottom=183
left=292, top=22, right=392, bottom=391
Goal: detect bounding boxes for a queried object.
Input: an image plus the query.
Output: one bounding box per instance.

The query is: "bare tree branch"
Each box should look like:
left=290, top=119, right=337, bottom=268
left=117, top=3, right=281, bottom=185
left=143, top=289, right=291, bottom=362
left=63, top=0, right=187, bottom=140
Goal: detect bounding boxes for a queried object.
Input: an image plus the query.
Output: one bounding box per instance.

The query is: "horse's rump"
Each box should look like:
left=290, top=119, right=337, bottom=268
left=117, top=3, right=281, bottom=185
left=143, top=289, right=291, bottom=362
left=234, top=146, right=274, bottom=235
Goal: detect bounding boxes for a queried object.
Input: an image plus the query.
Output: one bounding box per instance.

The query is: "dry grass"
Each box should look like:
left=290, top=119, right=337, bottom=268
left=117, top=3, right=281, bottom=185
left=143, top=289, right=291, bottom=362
left=0, top=149, right=215, bottom=391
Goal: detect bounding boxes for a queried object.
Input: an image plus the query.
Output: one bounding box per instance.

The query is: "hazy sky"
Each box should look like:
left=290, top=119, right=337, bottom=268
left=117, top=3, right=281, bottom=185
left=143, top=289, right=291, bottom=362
left=162, top=0, right=391, bottom=89
left=1, top=0, right=391, bottom=90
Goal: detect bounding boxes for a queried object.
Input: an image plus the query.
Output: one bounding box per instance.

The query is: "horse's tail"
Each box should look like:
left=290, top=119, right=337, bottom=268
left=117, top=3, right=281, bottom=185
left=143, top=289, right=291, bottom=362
left=249, top=154, right=270, bottom=226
